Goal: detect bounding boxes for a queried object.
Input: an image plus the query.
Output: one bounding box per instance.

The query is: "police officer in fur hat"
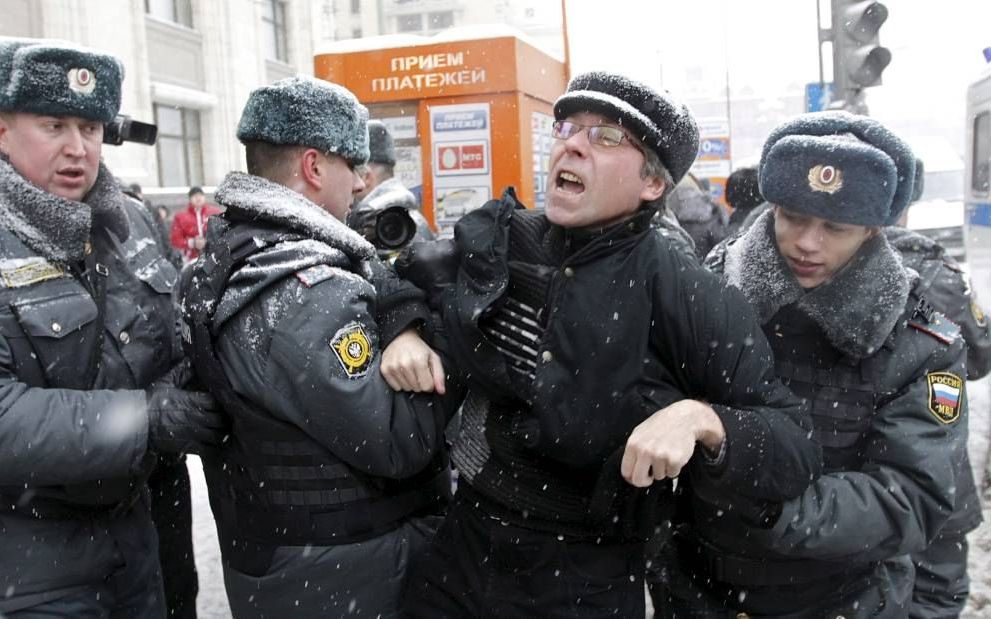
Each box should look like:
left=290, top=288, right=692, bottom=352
left=654, top=111, right=971, bottom=617
left=348, top=119, right=435, bottom=256
left=176, top=76, right=462, bottom=618
left=0, top=37, right=224, bottom=616
left=398, top=71, right=822, bottom=617
left=884, top=158, right=989, bottom=618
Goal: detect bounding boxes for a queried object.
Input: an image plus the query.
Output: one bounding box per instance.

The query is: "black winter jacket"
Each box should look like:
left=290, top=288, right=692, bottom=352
left=178, top=173, right=458, bottom=574
left=434, top=191, right=821, bottom=538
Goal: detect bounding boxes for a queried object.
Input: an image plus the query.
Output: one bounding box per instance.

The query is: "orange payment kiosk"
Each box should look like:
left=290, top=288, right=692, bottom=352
left=315, top=32, right=567, bottom=234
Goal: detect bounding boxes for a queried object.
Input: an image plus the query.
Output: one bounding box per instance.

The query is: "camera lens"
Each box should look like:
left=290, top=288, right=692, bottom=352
left=375, top=207, right=417, bottom=249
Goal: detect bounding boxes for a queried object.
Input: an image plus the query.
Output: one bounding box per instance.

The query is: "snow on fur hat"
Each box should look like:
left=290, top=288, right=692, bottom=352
left=237, top=77, right=369, bottom=166
left=553, top=71, right=699, bottom=183
left=0, top=37, right=123, bottom=123
left=759, top=111, right=915, bottom=227
left=367, top=120, right=396, bottom=166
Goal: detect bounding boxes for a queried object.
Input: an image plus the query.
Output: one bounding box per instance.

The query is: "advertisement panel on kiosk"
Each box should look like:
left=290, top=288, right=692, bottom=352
left=315, top=30, right=567, bottom=236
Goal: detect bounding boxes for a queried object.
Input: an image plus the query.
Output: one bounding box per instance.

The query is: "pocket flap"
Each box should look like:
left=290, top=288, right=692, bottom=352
left=12, top=292, right=98, bottom=339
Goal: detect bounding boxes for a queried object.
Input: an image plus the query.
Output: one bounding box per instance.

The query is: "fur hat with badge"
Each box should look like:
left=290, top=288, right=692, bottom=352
left=0, top=36, right=123, bottom=123
left=237, top=76, right=370, bottom=166
left=367, top=120, right=396, bottom=166
left=553, top=71, right=700, bottom=184
left=758, top=111, right=916, bottom=227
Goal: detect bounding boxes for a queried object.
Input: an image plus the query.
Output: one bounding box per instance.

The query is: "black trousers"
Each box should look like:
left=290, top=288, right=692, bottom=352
left=403, top=490, right=645, bottom=618
left=148, top=454, right=198, bottom=619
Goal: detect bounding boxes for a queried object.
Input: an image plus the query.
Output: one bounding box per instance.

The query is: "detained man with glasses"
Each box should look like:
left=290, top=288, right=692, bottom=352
left=399, top=72, right=821, bottom=617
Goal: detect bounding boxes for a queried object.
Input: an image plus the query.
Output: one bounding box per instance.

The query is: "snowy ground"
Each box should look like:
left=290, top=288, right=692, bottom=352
left=187, top=456, right=231, bottom=619
left=188, top=377, right=991, bottom=618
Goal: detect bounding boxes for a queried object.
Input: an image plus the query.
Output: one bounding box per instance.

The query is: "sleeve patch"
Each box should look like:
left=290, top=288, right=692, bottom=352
left=295, top=264, right=336, bottom=288
left=927, top=372, right=962, bottom=424
left=330, top=321, right=374, bottom=378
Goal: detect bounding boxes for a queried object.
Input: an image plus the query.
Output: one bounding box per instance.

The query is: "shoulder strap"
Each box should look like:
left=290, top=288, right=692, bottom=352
left=180, top=219, right=297, bottom=419
left=907, top=288, right=961, bottom=346
left=83, top=246, right=111, bottom=388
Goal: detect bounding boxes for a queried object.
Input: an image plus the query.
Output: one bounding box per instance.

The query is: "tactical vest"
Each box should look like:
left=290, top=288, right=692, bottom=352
left=181, top=214, right=448, bottom=573
left=770, top=304, right=889, bottom=473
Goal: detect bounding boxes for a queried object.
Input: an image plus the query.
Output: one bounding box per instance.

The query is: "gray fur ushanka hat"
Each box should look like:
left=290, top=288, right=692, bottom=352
left=237, top=76, right=370, bottom=166
left=553, top=71, right=700, bottom=184
left=0, top=37, right=123, bottom=123
left=759, top=111, right=916, bottom=227
left=367, top=120, right=396, bottom=166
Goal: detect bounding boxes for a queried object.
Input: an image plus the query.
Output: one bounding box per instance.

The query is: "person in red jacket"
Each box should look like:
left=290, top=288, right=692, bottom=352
left=170, top=186, right=220, bottom=261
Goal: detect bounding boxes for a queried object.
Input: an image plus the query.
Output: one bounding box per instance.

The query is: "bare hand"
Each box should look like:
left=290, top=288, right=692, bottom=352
left=194, top=236, right=207, bottom=250
left=380, top=329, right=446, bottom=394
left=621, top=400, right=725, bottom=487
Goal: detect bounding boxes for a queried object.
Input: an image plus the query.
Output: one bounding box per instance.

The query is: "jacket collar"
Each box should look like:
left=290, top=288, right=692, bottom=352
left=552, top=205, right=656, bottom=263
left=0, top=156, right=128, bottom=265
left=723, top=209, right=912, bottom=358
left=214, top=171, right=375, bottom=262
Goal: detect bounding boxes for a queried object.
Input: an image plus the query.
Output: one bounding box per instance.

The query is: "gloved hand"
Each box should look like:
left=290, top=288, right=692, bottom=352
left=348, top=202, right=378, bottom=242
left=147, top=385, right=227, bottom=454
left=395, top=239, right=460, bottom=310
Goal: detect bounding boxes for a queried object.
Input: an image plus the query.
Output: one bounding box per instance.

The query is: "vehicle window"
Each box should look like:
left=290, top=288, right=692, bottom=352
left=974, top=110, right=991, bottom=194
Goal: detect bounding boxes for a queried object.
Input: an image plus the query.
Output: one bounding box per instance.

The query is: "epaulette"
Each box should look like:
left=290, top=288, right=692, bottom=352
left=908, top=296, right=961, bottom=345
left=0, top=257, right=66, bottom=289
left=295, top=263, right=337, bottom=288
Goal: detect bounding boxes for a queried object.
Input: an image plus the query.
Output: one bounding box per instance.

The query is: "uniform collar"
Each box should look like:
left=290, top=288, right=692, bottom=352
left=214, top=171, right=375, bottom=262
left=724, top=209, right=912, bottom=358
left=0, top=157, right=127, bottom=265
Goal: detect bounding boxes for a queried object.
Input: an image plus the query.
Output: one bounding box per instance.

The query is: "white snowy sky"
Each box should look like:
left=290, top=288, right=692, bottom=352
left=564, top=0, right=991, bottom=165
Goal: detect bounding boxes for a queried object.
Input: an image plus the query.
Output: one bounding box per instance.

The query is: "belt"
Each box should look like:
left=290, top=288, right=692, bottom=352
left=678, top=534, right=867, bottom=587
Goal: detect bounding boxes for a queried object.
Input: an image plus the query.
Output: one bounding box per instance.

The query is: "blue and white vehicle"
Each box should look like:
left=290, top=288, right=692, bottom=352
left=965, top=50, right=991, bottom=308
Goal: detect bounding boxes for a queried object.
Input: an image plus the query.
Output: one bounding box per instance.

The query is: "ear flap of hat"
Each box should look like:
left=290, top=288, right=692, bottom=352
left=367, top=120, right=396, bottom=166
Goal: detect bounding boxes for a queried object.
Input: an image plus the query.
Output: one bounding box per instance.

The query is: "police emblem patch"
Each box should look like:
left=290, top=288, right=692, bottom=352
left=330, top=322, right=373, bottom=378
left=808, top=164, right=843, bottom=194
left=926, top=372, right=963, bottom=424
left=67, top=68, right=96, bottom=95
left=0, top=258, right=65, bottom=288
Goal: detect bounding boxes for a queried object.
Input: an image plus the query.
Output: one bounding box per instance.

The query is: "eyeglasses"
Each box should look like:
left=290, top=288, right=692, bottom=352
left=551, top=120, right=637, bottom=149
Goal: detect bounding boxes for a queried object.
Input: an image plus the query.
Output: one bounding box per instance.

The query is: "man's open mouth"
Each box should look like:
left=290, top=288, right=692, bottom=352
left=556, top=170, right=585, bottom=194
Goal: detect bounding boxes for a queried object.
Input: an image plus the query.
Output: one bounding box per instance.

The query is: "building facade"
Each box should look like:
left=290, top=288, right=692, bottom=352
left=2, top=0, right=562, bottom=204
left=316, top=0, right=564, bottom=60
left=2, top=0, right=316, bottom=203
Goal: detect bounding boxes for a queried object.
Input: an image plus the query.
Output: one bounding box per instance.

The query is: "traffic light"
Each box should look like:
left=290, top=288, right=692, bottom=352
left=831, top=0, right=891, bottom=93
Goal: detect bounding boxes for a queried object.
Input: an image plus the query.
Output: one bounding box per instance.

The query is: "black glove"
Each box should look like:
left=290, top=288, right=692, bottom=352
left=348, top=202, right=378, bottom=242
left=395, top=239, right=460, bottom=310
left=147, top=385, right=227, bottom=454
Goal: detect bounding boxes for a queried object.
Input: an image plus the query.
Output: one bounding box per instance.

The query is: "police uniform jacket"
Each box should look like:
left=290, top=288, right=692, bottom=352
left=887, top=226, right=986, bottom=540
left=0, top=158, right=178, bottom=610
left=438, top=190, right=821, bottom=540
left=178, top=172, right=456, bottom=575
left=682, top=210, right=970, bottom=617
